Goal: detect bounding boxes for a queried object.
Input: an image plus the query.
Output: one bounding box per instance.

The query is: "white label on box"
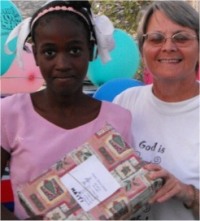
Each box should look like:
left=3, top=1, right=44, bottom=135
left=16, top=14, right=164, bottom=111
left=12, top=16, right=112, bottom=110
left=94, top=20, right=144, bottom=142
left=60, top=155, right=120, bottom=212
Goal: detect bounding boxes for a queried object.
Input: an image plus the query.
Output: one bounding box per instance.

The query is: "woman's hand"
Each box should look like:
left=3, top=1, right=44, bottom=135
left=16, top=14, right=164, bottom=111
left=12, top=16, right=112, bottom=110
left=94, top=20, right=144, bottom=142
left=144, top=163, right=194, bottom=204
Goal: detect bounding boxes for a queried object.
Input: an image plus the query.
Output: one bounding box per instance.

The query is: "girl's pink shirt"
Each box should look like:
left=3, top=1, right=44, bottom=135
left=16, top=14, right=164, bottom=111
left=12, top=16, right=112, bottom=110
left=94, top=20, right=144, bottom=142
left=1, top=93, right=133, bottom=219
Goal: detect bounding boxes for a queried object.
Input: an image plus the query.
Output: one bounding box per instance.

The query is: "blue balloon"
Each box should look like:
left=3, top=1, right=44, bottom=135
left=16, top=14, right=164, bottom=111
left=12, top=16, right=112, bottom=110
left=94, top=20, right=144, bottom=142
left=88, top=29, right=141, bottom=86
left=1, top=0, right=22, bottom=76
left=93, top=78, right=144, bottom=102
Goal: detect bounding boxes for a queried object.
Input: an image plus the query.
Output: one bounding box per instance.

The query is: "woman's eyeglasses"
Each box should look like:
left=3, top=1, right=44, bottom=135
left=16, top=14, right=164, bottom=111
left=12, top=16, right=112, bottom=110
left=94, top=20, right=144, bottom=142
left=143, top=32, right=197, bottom=47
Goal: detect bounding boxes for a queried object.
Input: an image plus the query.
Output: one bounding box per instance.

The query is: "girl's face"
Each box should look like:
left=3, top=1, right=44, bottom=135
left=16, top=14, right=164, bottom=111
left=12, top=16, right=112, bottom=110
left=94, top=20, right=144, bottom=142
left=142, top=10, right=199, bottom=82
left=32, top=15, right=91, bottom=96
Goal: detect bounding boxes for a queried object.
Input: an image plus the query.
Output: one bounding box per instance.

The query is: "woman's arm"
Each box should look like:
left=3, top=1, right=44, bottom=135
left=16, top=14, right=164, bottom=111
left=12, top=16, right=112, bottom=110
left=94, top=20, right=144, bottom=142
left=144, top=163, right=199, bottom=219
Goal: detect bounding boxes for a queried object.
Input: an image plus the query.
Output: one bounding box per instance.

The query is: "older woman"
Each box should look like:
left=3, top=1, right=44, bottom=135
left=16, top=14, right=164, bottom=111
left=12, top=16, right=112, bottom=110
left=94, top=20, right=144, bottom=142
left=114, top=1, right=199, bottom=220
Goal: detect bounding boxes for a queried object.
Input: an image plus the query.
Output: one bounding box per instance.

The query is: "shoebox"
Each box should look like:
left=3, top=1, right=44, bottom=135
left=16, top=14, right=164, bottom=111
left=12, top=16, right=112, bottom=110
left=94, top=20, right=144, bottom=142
left=17, top=124, right=163, bottom=220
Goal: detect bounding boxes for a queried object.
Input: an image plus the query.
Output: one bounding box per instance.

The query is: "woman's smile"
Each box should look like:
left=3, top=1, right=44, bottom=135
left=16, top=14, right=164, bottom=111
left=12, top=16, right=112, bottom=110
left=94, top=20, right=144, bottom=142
left=157, top=58, right=182, bottom=63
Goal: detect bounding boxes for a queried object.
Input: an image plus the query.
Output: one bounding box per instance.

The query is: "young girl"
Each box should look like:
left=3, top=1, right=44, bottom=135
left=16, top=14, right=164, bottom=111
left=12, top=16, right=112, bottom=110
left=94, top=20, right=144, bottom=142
left=1, top=1, right=133, bottom=219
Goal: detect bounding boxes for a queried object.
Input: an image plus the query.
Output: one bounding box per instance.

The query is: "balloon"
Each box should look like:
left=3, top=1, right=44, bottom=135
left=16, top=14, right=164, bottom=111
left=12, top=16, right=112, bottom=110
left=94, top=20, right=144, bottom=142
left=93, top=78, right=144, bottom=102
left=143, top=68, right=200, bottom=83
left=0, top=43, right=44, bottom=94
left=197, top=68, right=199, bottom=80
left=143, top=68, right=153, bottom=85
left=87, top=29, right=141, bottom=86
left=1, top=0, right=22, bottom=76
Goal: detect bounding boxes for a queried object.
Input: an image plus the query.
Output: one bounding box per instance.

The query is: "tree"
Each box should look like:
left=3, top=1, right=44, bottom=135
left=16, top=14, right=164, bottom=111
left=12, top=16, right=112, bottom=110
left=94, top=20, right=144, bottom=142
left=91, top=1, right=152, bottom=35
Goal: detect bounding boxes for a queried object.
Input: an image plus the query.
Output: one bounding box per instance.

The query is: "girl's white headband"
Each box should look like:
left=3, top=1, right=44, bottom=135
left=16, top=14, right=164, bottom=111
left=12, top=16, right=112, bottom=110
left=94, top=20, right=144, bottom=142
left=4, top=0, right=115, bottom=69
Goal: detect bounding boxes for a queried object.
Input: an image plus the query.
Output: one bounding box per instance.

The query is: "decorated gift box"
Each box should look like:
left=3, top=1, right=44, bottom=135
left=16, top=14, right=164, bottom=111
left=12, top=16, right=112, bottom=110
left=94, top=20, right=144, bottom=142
left=17, top=124, right=163, bottom=220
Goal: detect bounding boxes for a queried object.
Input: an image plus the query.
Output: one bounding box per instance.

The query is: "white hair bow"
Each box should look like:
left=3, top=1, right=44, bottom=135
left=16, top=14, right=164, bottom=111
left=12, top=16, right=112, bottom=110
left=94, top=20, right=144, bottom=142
left=93, top=14, right=115, bottom=63
left=4, top=17, right=32, bottom=69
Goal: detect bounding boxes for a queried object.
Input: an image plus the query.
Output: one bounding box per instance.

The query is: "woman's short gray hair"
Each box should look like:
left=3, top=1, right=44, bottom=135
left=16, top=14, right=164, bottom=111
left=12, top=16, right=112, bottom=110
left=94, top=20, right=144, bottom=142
left=137, top=1, right=199, bottom=53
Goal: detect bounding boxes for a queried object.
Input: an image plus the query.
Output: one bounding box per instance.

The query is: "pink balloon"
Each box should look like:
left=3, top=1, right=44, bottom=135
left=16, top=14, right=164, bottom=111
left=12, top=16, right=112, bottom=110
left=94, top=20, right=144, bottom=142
left=143, top=68, right=153, bottom=85
left=0, top=44, right=44, bottom=95
left=197, top=68, right=200, bottom=80
left=143, top=67, right=199, bottom=84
